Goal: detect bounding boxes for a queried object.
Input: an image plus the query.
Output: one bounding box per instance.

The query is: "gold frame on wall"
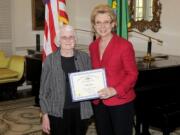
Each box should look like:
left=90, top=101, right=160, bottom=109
left=32, top=0, right=45, bottom=30
left=129, top=0, right=162, bottom=32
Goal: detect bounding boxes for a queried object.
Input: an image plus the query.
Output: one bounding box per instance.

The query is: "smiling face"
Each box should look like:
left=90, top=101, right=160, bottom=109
left=91, top=4, right=117, bottom=39
left=94, top=13, right=115, bottom=38
left=59, top=26, right=76, bottom=51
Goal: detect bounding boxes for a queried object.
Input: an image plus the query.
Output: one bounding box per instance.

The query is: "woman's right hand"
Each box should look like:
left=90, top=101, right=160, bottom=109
left=42, top=114, right=50, bottom=134
left=98, top=87, right=117, bottom=99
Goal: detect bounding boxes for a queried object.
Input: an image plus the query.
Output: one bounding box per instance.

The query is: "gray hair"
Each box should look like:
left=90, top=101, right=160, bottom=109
left=54, top=25, right=77, bottom=47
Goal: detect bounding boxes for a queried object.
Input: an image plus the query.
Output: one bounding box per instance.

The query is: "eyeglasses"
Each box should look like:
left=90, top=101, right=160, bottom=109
left=95, top=20, right=112, bottom=27
left=60, top=36, right=75, bottom=41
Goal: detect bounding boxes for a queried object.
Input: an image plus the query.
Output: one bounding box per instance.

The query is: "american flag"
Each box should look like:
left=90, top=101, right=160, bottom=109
left=43, top=0, right=69, bottom=60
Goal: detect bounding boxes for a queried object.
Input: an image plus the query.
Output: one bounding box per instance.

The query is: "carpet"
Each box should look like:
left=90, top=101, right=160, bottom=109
left=0, top=97, right=41, bottom=135
left=1, top=97, right=180, bottom=135
left=0, top=97, right=97, bottom=135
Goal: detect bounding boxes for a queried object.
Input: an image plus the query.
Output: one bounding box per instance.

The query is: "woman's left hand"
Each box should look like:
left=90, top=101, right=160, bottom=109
left=98, top=87, right=117, bottom=99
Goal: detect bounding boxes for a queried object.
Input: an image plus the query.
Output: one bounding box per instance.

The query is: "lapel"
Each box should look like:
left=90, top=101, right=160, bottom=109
left=92, top=39, right=101, bottom=68
left=53, top=49, right=63, bottom=73
left=74, top=50, right=83, bottom=71
left=100, top=35, right=115, bottom=66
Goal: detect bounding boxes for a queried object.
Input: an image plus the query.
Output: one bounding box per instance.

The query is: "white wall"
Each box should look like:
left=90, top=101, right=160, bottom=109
left=11, top=0, right=43, bottom=55
left=11, top=0, right=180, bottom=56
left=67, top=0, right=106, bottom=46
left=129, top=0, right=180, bottom=56
left=0, top=0, right=12, bottom=56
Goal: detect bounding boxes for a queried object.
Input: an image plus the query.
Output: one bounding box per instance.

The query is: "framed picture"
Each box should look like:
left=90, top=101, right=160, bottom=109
left=69, top=69, right=107, bottom=102
left=32, top=0, right=45, bottom=30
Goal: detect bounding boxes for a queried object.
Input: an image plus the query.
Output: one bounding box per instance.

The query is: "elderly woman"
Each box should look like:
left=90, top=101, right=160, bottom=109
left=39, top=25, right=93, bottom=135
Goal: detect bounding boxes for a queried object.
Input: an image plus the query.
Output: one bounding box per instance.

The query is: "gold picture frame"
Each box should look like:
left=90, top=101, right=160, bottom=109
left=129, top=0, right=162, bottom=32
left=32, top=0, right=45, bottom=30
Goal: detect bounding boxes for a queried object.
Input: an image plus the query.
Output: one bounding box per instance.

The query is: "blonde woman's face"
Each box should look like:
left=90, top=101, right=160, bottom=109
left=94, top=13, right=115, bottom=37
left=59, top=29, right=75, bottom=51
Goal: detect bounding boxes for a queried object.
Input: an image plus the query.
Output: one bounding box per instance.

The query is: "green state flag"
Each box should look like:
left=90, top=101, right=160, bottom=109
left=108, top=0, right=129, bottom=39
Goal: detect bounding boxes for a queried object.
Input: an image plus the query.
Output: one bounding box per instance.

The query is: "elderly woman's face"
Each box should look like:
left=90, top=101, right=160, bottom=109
left=59, top=29, right=75, bottom=51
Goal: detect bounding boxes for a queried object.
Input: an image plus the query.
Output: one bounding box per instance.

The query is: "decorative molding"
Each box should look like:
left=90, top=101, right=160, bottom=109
left=0, top=39, right=12, bottom=43
left=15, top=46, right=36, bottom=51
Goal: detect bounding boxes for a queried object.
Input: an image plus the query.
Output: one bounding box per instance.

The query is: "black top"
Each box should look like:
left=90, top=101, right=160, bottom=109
left=61, top=55, right=80, bottom=109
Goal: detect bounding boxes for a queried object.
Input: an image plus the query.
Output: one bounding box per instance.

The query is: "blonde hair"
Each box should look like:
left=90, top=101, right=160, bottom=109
left=91, top=4, right=117, bottom=27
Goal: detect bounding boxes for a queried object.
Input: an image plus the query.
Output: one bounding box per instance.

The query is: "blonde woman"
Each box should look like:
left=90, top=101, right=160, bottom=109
left=89, top=4, right=138, bottom=135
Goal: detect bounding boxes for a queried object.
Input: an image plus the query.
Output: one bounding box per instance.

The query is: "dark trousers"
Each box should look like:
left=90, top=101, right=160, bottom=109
left=49, top=108, right=89, bottom=135
left=93, top=101, right=134, bottom=135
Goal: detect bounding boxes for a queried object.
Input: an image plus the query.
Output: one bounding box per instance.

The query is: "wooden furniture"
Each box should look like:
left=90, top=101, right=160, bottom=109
left=135, top=52, right=180, bottom=135
left=26, top=52, right=42, bottom=106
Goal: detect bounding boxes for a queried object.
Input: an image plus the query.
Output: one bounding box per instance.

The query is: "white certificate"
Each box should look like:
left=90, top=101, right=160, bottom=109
left=69, top=68, right=107, bottom=102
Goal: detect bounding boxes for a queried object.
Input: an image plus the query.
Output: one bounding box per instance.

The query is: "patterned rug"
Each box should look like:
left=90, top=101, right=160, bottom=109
left=0, top=97, right=97, bottom=135
left=1, top=97, right=180, bottom=135
left=0, top=97, right=41, bottom=135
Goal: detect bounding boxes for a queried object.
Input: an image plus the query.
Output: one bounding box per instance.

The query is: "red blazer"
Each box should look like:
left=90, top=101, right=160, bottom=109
left=89, top=34, right=138, bottom=106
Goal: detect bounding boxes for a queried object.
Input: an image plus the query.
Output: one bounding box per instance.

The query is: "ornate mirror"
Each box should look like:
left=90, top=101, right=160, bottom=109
left=129, top=0, right=162, bottom=32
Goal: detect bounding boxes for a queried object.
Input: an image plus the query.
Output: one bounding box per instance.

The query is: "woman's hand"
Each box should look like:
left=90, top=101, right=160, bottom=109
left=98, top=87, right=117, bottom=99
left=42, top=114, right=50, bottom=134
